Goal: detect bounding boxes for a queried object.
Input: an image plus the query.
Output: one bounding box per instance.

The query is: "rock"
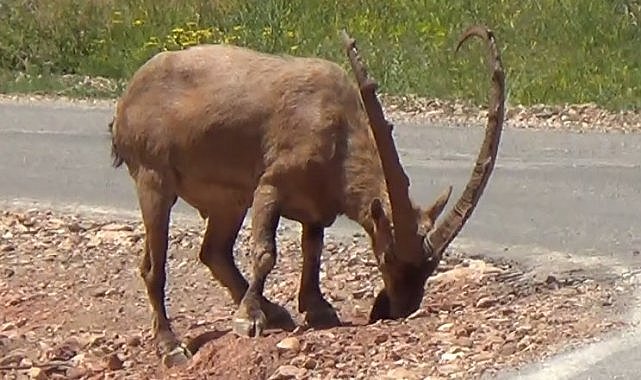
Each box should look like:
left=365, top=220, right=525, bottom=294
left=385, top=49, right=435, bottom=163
left=515, top=325, right=532, bottom=336
left=303, top=358, right=317, bottom=370
left=437, top=322, right=454, bottom=332
left=500, top=342, right=517, bottom=355
left=1, top=244, right=15, bottom=252
left=374, top=333, right=388, bottom=344
left=406, top=309, right=427, bottom=320
left=79, top=332, right=106, bottom=348
left=67, top=222, right=83, bottom=233
left=89, top=287, right=109, bottom=298
left=352, top=288, right=369, bottom=299
left=471, top=351, right=494, bottom=362
left=20, top=217, right=36, bottom=227
left=0, top=350, right=27, bottom=366
left=105, top=353, right=124, bottom=370
left=517, top=336, right=533, bottom=351
left=70, top=353, right=87, bottom=367
left=501, top=307, right=517, bottom=316
left=455, top=337, right=473, bottom=348
left=268, top=364, right=306, bottom=379
left=438, top=364, right=462, bottom=376
left=66, top=367, right=89, bottom=379
left=1, top=322, right=17, bottom=332
left=126, top=335, right=142, bottom=347
left=276, top=337, right=301, bottom=353
left=28, top=367, right=49, bottom=380
left=101, top=223, right=133, bottom=232
left=441, top=351, right=464, bottom=362
left=385, top=367, right=421, bottom=379
left=454, top=325, right=475, bottom=337
left=545, top=275, right=560, bottom=289
left=475, top=296, right=498, bottom=308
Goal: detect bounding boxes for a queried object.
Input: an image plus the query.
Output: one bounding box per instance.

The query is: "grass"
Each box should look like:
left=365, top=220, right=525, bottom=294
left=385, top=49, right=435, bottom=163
left=0, top=0, right=640, bottom=110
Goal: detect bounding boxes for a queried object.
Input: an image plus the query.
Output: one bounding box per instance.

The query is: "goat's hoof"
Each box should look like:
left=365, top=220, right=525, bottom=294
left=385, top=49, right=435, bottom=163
left=233, top=307, right=267, bottom=337
left=304, top=307, right=341, bottom=329
left=263, top=303, right=296, bottom=332
left=161, top=343, right=192, bottom=368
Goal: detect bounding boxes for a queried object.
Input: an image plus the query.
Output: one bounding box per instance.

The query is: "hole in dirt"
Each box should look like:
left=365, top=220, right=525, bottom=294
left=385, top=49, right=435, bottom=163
left=185, top=329, right=231, bottom=354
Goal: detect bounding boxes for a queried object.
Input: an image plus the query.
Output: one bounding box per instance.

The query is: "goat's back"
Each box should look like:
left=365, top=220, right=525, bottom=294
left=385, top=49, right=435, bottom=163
left=111, top=44, right=374, bottom=223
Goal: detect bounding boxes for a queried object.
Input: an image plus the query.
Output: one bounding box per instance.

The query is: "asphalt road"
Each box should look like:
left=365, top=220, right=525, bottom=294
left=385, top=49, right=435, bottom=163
left=1, top=100, right=641, bottom=379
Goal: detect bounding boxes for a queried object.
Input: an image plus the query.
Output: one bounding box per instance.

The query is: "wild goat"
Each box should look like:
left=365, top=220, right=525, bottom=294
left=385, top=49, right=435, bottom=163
left=108, top=25, right=505, bottom=366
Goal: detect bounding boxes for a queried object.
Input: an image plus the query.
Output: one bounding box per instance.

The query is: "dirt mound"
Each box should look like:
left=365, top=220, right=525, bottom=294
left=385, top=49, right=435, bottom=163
left=0, top=208, right=630, bottom=379
left=177, top=334, right=283, bottom=379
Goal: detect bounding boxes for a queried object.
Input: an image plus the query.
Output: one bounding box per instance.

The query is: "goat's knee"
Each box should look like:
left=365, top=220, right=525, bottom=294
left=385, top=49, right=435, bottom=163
left=139, top=259, right=151, bottom=280
left=252, top=246, right=276, bottom=281
left=198, top=241, right=214, bottom=268
left=139, top=245, right=152, bottom=278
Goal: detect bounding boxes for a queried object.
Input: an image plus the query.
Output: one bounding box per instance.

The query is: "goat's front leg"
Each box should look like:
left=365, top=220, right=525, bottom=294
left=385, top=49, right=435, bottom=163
left=233, top=184, right=293, bottom=337
left=298, top=224, right=341, bottom=328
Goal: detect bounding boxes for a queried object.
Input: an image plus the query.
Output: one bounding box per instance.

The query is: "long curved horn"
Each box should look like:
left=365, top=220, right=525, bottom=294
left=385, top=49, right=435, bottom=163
left=424, top=25, right=506, bottom=269
left=340, top=30, right=421, bottom=254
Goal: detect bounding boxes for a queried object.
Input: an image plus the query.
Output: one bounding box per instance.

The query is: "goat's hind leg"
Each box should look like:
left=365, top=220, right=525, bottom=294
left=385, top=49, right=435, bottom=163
left=135, top=168, right=190, bottom=367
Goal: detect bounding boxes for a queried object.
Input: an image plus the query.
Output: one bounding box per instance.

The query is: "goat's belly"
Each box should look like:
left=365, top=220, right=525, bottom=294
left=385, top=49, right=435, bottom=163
left=277, top=183, right=342, bottom=227
left=280, top=203, right=339, bottom=227
left=268, top=157, right=344, bottom=226
left=175, top=178, right=253, bottom=217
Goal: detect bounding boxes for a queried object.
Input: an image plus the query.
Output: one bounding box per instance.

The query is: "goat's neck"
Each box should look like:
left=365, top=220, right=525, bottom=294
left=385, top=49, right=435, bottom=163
left=342, top=159, right=393, bottom=238
left=341, top=110, right=395, bottom=238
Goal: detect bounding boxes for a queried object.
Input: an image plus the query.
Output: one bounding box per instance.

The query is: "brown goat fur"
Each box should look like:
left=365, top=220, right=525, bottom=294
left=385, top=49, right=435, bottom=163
left=109, top=25, right=505, bottom=366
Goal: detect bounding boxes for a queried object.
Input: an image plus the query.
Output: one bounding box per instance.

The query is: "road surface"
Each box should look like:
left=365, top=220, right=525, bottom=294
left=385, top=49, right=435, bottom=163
left=1, top=100, right=641, bottom=379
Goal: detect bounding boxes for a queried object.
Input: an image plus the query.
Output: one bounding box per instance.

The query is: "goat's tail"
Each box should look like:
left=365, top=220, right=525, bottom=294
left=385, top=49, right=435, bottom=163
left=108, top=118, right=125, bottom=168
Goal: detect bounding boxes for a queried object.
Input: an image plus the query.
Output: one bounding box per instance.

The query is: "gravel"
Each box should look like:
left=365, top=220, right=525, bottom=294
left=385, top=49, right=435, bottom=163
left=0, top=207, right=631, bottom=379
left=1, top=91, right=640, bottom=134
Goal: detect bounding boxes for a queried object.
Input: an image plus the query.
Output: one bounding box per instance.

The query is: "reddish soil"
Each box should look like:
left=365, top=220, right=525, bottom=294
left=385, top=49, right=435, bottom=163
left=0, top=208, right=630, bottom=379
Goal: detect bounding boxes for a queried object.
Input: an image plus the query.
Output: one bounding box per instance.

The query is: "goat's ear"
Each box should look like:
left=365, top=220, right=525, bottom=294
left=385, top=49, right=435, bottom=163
left=422, top=185, right=452, bottom=226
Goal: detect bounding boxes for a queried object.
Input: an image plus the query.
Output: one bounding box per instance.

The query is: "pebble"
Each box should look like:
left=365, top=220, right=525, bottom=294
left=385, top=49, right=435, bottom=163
left=385, top=367, right=421, bottom=379
left=126, top=335, right=142, bottom=347
left=303, top=358, right=318, bottom=370
left=277, top=337, right=301, bottom=353
left=100, top=223, right=133, bottom=232
left=500, top=343, right=517, bottom=356
left=28, top=367, right=48, bottom=380
left=105, top=353, right=124, bottom=370
left=437, top=322, right=454, bottom=332
left=374, top=333, right=388, bottom=344
left=475, top=296, right=498, bottom=308
left=268, top=364, right=306, bottom=379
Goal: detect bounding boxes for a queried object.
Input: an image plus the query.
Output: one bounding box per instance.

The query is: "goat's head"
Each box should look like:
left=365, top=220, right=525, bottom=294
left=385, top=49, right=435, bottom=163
left=340, top=25, right=506, bottom=323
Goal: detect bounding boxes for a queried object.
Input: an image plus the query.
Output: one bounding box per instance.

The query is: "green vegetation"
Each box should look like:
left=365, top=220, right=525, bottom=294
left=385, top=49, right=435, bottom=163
left=1, top=0, right=640, bottom=109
